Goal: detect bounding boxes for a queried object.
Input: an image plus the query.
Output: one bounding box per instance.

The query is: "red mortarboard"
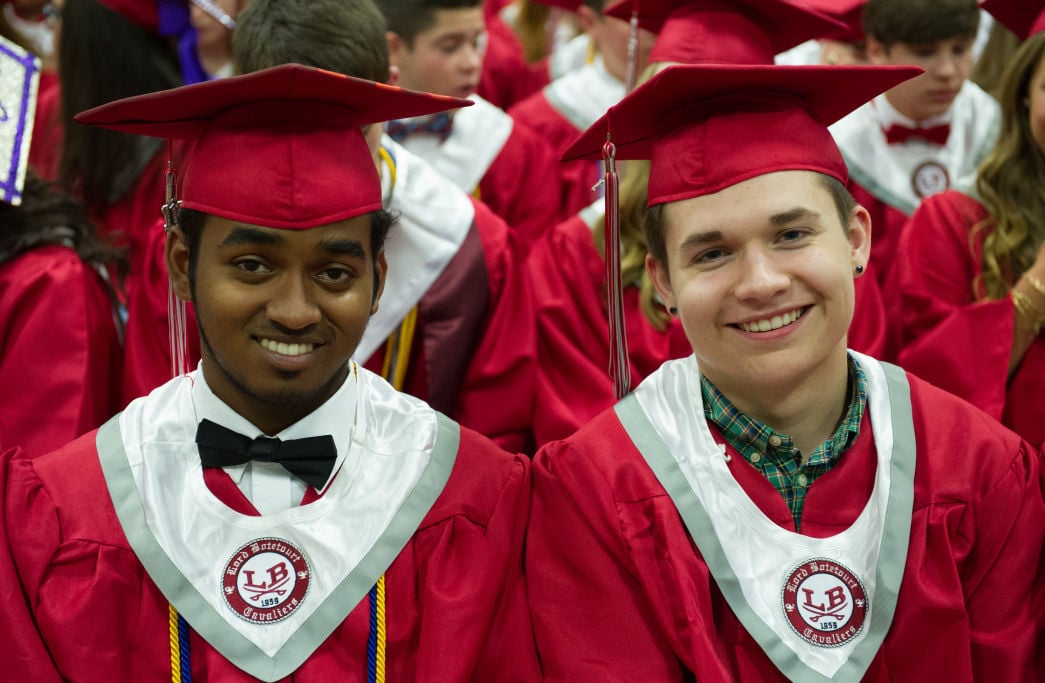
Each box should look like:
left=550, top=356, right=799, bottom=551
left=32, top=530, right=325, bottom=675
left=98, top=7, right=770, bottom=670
left=562, top=63, right=920, bottom=206
left=981, top=0, right=1045, bottom=40
left=96, top=0, right=161, bottom=32
left=75, top=64, right=470, bottom=229
left=604, top=0, right=848, bottom=64
left=801, top=0, right=866, bottom=44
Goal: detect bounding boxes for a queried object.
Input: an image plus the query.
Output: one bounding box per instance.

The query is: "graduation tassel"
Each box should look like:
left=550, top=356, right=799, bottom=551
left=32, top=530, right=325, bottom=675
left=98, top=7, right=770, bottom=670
left=161, top=144, right=190, bottom=379
left=601, top=126, right=631, bottom=399
left=624, top=5, right=640, bottom=92
left=169, top=604, right=192, bottom=683
left=367, top=575, right=388, bottom=683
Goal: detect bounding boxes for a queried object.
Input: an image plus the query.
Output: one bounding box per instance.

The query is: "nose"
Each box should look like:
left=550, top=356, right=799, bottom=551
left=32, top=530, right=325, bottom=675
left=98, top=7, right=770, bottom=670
left=266, top=274, right=321, bottom=331
left=733, top=247, right=790, bottom=302
left=462, top=43, right=483, bottom=74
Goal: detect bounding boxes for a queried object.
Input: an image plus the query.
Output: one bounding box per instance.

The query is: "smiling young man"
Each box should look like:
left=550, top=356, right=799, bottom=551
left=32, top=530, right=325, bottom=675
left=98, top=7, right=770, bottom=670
left=376, top=0, right=561, bottom=250
left=829, top=0, right=998, bottom=326
left=526, top=63, right=1044, bottom=681
left=0, top=65, right=539, bottom=681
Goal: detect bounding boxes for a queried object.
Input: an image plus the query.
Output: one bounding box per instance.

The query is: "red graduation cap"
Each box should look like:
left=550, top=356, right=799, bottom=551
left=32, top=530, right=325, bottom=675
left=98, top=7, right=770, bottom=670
left=801, top=0, right=867, bottom=44
left=562, top=63, right=921, bottom=206
left=96, top=0, right=161, bottom=32
left=604, top=0, right=849, bottom=64
left=75, top=63, right=471, bottom=229
left=980, top=0, right=1045, bottom=40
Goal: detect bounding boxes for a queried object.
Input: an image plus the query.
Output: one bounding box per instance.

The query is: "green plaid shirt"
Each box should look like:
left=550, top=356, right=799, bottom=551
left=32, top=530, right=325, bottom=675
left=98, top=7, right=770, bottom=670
left=700, top=354, right=867, bottom=531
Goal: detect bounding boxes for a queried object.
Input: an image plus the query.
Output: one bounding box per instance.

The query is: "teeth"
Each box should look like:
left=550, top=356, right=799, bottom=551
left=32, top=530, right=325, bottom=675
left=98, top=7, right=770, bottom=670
left=260, top=339, right=315, bottom=356
left=739, top=308, right=803, bottom=333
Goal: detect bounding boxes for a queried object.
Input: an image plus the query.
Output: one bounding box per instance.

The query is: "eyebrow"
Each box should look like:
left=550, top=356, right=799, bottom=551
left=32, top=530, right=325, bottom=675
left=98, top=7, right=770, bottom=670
left=219, top=226, right=283, bottom=248
left=679, top=230, right=724, bottom=252
left=318, top=239, right=367, bottom=260
left=770, top=207, right=820, bottom=226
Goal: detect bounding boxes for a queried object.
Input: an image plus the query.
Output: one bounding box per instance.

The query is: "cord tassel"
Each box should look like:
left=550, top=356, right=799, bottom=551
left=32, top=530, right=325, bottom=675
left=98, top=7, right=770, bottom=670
left=162, top=146, right=189, bottom=378
left=602, top=133, right=631, bottom=399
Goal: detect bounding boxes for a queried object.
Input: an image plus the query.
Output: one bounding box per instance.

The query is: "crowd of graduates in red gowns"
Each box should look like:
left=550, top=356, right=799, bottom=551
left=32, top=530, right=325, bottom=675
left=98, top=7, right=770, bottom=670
left=0, top=0, right=1042, bottom=679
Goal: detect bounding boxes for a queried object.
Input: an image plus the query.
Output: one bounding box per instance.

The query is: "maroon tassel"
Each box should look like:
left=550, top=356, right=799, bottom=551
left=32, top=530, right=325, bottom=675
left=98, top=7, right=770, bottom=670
left=602, top=133, right=631, bottom=399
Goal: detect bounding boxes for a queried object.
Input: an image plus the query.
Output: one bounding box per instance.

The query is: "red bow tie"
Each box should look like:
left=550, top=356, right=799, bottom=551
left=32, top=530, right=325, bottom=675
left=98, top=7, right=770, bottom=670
left=883, top=123, right=950, bottom=146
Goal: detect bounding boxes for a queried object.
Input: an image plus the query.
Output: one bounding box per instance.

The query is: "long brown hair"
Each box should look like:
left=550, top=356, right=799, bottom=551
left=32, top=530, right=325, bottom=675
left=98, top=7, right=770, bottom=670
left=974, top=32, right=1045, bottom=299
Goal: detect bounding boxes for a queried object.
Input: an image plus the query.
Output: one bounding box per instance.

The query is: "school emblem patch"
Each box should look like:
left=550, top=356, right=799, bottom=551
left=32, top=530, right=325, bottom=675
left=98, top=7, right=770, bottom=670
left=781, top=558, right=868, bottom=648
left=910, top=160, right=950, bottom=199
left=222, top=538, right=311, bottom=624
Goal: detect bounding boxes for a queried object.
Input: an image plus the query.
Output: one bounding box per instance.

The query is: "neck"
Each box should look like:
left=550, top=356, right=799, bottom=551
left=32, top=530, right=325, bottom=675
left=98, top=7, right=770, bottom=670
left=711, top=350, right=851, bottom=460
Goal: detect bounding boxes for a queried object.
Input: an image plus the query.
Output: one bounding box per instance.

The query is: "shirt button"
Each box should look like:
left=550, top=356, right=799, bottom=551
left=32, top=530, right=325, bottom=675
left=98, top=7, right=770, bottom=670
left=797, top=473, right=809, bottom=487
left=768, top=435, right=783, bottom=447
left=750, top=453, right=762, bottom=464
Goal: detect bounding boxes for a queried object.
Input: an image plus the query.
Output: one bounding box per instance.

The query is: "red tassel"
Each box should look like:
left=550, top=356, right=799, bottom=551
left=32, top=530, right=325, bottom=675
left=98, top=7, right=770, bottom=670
left=602, top=134, right=631, bottom=399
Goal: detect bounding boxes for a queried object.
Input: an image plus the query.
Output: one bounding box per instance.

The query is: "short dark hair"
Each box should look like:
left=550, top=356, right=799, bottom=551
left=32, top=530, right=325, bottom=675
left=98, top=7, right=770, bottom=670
left=373, top=0, right=481, bottom=46
left=233, top=0, right=390, bottom=82
left=863, top=0, right=979, bottom=47
left=175, top=207, right=395, bottom=292
left=643, top=173, right=857, bottom=266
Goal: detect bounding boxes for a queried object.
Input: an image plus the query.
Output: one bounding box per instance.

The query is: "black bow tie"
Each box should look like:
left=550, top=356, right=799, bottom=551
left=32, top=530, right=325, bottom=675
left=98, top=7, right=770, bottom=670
left=195, top=419, right=337, bottom=490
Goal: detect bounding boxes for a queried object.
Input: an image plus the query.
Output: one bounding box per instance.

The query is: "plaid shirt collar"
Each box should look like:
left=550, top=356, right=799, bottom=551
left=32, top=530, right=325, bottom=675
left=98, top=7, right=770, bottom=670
left=700, top=354, right=867, bottom=470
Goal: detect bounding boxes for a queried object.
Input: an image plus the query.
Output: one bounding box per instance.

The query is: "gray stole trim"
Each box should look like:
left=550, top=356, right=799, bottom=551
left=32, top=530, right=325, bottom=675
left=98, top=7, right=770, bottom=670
left=615, top=362, right=916, bottom=682
left=96, top=411, right=461, bottom=681
left=842, top=155, right=918, bottom=216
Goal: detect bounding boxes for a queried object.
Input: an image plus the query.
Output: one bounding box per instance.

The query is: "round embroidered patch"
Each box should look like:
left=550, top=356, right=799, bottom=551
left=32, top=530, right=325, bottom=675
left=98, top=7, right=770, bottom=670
left=781, top=558, right=868, bottom=648
left=910, top=160, right=950, bottom=199
left=222, top=538, right=311, bottom=624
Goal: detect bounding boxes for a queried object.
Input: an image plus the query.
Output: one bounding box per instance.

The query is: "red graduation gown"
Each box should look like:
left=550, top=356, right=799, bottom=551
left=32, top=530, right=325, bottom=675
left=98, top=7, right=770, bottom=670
left=528, top=215, right=891, bottom=446
left=527, top=372, right=1044, bottom=681
left=527, top=215, right=690, bottom=447
left=508, top=92, right=601, bottom=220
left=893, top=190, right=1045, bottom=445
left=362, top=198, right=538, bottom=454
left=0, top=246, right=121, bottom=456
left=0, top=426, right=539, bottom=681
left=477, top=120, right=561, bottom=252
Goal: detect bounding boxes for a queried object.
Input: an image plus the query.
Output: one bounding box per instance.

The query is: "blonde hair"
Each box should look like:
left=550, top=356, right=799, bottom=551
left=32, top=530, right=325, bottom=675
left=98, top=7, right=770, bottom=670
left=592, top=62, right=670, bottom=331
left=974, top=33, right=1045, bottom=299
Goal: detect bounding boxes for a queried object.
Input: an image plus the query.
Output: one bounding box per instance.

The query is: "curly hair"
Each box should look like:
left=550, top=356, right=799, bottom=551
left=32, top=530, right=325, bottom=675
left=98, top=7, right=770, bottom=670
left=973, top=33, right=1045, bottom=299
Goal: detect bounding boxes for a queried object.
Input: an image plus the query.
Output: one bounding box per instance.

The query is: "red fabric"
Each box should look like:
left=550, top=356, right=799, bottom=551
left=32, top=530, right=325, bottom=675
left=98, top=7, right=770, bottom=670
left=478, top=120, right=560, bottom=251
left=27, top=71, right=62, bottom=181
left=528, top=373, right=1045, bottom=681
left=0, top=247, right=121, bottom=457
left=527, top=215, right=689, bottom=446
left=893, top=190, right=1045, bottom=445
left=0, top=426, right=540, bottom=680
left=359, top=200, right=537, bottom=454
left=120, top=220, right=201, bottom=406
left=478, top=11, right=550, bottom=111
left=508, top=92, right=600, bottom=219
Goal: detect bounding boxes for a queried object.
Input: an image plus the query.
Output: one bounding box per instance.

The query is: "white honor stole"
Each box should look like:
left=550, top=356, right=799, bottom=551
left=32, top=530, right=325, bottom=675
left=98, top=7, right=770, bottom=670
left=616, top=352, right=916, bottom=681
left=97, top=367, right=460, bottom=681
left=394, top=94, right=513, bottom=196
left=829, top=83, right=999, bottom=215
left=543, top=56, right=625, bottom=134
left=352, top=138, right=475, bottom=363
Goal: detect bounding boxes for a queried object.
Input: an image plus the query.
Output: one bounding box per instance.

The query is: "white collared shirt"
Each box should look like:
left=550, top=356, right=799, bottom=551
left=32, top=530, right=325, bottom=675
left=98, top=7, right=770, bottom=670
left=190, top=363, right=357, bottom=514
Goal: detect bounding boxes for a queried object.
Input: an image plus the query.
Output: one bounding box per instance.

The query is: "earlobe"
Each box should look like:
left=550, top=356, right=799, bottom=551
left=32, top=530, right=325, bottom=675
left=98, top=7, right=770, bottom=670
left=165, top=228, right=193, bottom=302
